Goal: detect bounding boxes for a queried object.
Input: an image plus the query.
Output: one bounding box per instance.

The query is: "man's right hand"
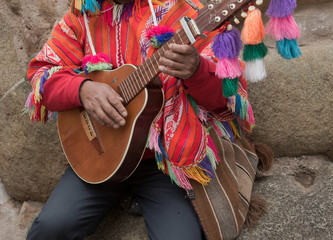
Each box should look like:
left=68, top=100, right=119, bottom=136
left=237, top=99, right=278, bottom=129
left=79, top=81, right=128, bottom=128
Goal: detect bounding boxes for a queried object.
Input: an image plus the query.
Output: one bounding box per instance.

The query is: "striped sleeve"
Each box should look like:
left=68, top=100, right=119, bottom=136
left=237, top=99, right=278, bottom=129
left=26, top=9, right=86, bottom=122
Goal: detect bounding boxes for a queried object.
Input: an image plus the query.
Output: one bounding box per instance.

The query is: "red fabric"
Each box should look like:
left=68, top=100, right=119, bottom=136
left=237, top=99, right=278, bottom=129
left=40, top=69, right=86, bottom=111
left=184, top=56, right=228, bottom=112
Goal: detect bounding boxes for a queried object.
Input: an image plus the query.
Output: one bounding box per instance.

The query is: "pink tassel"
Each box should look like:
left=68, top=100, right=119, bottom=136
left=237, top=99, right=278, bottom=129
left=81, top=53, right=111, bottom=68
left=25, top=92, right=34, bottom=110
left=207, top=135, right=220, bottom=163
left=216, top=58, right=243, bottom=79
left=148, top=127, right=162, bottom=154
left=171, top=166, right=192, bottom=190
left=247, top=102, right=255, bottom=125
left=210, top=120, right=223, bottom=136
left=266, top=15, right=301, bottom=41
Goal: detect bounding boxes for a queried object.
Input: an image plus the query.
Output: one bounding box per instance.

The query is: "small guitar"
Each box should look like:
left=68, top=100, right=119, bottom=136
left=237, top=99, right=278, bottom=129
left=58, top=0, right=254, bottom=184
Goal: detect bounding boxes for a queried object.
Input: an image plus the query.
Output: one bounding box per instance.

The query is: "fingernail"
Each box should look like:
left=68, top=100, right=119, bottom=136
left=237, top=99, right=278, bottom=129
left=113, top=124, right=119, bottom=129
left=119, top=120, right=125, bottom=126
left=122, top=111, right=128, bottom=117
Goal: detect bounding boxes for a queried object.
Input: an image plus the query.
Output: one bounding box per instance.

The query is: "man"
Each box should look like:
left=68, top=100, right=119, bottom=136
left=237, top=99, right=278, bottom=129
left=25, top=0, right=256, bottom=239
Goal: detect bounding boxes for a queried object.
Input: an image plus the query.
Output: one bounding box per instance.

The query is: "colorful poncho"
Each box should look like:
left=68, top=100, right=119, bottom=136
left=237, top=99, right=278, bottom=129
left=26, top=0, right=254, bottom=190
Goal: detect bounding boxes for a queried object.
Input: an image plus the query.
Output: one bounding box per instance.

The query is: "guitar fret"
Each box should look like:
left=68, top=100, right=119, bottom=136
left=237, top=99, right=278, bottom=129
left=142, top=67, right=150, bottom=83
left=147, top=58, right=154, bottom=78
left=119, top=83, right=129, bottom=103
left=127, top=79, right=136, bottom=99
left=123, top=79, right=133, bottom=100
left=130, top=74, right=141, bottom=93
left=152, top=54, right=159, bottom=75
left=128, top=73, right=139, bottom=94
left=133, top=70, right=143, bottom=89
left=138, top=67, right=146, bottom=86
left=178, top=32, right=185, bottom=45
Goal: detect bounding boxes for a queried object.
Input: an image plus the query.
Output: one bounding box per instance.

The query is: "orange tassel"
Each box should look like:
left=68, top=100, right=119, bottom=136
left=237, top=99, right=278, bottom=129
left=241, top=9, right=265, bottom=45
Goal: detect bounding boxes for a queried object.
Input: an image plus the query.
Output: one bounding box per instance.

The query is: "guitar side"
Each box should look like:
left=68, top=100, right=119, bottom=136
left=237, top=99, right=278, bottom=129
left=57, top=64, right=164, bottom=183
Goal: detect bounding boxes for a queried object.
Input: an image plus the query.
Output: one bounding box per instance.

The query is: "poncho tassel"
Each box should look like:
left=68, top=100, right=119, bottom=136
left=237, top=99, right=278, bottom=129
left=211, top=23, right=243, bottom=98
left=253, top=142, right=274, bottom=171
left=266, top=0, right=301, bottom=59
left=81, top=53, right=113, bottom=74
left=146, top=26, right=175, bottom=49
left=245, top=195, right=267, bottom=227
left=241, top=6, right=267, bottom=82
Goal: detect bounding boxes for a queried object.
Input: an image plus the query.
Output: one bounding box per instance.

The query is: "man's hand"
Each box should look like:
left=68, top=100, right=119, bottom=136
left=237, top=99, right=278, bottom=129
left=158, top=43, right=200, bottom=80
left=79, top=81, right=128, bottom=128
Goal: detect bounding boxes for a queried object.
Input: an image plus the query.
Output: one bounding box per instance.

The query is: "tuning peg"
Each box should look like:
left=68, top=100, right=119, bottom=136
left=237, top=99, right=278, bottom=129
left=234, top=17, right=240, bottom=25
left=256, top=0, right=263, bottom=5
left=248, top=5, right=256, bottom=11
left=227, top=24, right=233, bottom=31
left=241, top=11, right=248, bottom=18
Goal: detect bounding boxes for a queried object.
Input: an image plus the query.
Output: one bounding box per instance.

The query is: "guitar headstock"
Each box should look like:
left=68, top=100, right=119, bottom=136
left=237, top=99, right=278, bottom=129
left=195, top=0, right=254, bottom=33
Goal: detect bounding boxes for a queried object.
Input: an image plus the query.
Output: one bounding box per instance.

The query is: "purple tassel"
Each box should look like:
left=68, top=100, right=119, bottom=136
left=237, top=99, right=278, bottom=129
left=212, top=27, right=243, bottom=60
left=39, top=70, right=49, bottom=94
left=198, top=156, right=215, bottom=179
left=121, top=1, right=134, bottom=21
left=266, top=0, right=297, bottom=18
left=221, top=121, right=234, bottom=142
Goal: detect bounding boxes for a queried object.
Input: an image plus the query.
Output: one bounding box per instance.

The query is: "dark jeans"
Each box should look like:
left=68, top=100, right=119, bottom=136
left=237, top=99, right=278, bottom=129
left=26, top=158, right=202, bottom=240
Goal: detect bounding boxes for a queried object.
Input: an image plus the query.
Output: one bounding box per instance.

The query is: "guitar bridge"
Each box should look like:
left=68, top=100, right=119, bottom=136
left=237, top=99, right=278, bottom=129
left=80, top=110, right=104, bottom=155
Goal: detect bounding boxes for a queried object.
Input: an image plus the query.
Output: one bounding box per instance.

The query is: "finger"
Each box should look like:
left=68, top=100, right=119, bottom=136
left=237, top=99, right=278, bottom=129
left=159, top=56, right=184, bottom=70
left=106, top=93, right=128, bottom=118
left=168, top=43, right=197, bottom=55
left=93, top=108, right=119, bottom=128
left=158, top=65, right=191, bottom=79
left=102, top=102, right=126, bottom=126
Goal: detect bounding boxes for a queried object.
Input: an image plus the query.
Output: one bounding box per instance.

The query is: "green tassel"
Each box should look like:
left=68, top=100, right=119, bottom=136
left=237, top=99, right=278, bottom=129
left=166, top=161, right=178, bottom=185
left=243, top=42, right=268, bottom=62
left=85, top=62, right=113, bottom=73
left=206, top=146, right=217, bottom=170
left=223, top=78, right=239, bottom=97
left=188, top=94, right=200, bottom=116
left=240, top=97, right=249, bottom=120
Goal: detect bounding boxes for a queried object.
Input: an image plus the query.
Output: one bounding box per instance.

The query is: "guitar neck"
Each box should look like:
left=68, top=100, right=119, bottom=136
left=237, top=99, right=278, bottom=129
left=117, top=0, right=255, bottom=104
left=118, top=28, right=190, bottom=104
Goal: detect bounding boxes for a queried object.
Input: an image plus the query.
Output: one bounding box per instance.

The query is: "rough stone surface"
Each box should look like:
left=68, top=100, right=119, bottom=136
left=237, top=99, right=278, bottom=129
left=239, top=155, right=333, bottom=239
left=0, top=79, right=68, bottom=202
left=0, top=180, right=25, bottom=240
left=1, top=156, right=331, bottom=240
left=0, top=10, right=24, bottom=98
left=249, top=45, right=333, bottom=157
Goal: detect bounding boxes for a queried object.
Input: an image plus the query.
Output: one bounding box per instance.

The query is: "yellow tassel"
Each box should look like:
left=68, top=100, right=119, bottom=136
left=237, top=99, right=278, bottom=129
left=75, top=0, right=83, bottom=11
left=229, top=120, right=241, bottom=139
left=34, top=80, right=41, bottom=103
left=152, top=0, right=165, bottom=7
left=40, top=105, right=46, bottom=123
left=184, top=166, right=212, bottom=186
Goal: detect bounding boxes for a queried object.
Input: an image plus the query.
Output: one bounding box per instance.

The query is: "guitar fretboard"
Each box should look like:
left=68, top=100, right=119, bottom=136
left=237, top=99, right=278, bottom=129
left=118, top=29, right=191, bottom=104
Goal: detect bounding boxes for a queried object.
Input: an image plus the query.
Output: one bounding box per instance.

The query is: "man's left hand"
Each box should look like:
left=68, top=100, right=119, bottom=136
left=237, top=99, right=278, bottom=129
left=158, top=43, right=200, bottom=80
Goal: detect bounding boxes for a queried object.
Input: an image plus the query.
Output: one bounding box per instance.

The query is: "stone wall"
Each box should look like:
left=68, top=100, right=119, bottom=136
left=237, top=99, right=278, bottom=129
left=0, top=0, right=332, bottom=239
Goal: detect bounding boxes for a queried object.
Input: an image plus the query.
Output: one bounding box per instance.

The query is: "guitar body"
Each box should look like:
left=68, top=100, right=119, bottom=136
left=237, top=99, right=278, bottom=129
left=57, top=64, right=164, bottom=184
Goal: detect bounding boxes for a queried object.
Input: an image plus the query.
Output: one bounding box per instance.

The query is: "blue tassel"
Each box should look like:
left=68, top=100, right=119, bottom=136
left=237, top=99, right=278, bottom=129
left=81, top=0, right=100, bottom=13
left=235, top=94, right=242, bottom=117
left=158, top=137, right=169, bottom=160
left=276, top=38, right=302, bottom=59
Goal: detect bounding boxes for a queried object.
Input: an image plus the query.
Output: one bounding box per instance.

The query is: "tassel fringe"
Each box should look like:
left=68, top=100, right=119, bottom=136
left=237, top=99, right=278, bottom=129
left=253, top=142, right=274, bottom=171
left=245, top=195, right=267, bottom=227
